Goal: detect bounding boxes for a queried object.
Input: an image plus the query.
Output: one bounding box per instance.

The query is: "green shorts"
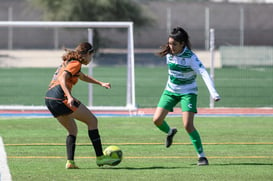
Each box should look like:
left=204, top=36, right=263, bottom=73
left=157, top=90, right=197, bottom=113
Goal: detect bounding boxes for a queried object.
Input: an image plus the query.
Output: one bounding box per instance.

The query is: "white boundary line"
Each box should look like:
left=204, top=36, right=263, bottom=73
left=0, top=137, right=12, bottom=181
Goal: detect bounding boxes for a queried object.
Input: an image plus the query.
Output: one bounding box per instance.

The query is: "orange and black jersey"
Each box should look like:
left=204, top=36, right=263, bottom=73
left=45, top=60, right=82, bottom=117
left=49, top=60, right=82, bottom=90
left=46, top=60, right=82, bottom=99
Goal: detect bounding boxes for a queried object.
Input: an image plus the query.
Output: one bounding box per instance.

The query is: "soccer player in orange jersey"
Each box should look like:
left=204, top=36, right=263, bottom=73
left=45, top=42, right=119, bottom=169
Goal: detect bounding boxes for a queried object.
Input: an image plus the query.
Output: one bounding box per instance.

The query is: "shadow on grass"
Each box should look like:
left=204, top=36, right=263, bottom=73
left=83, top=166, right=187, bottom=170
left=206, top=163, right=273, bottom=166
left=105, top=166, right=184, bottom=170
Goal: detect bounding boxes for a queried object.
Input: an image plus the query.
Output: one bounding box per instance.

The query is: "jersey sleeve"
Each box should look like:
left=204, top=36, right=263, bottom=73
left=190, top=55, right=220, bottom=99
left=200, top=70, right=220, bottom=99
left=190, top=54, right=205, bottom=73
left=65, top=61, right=81, bottom=76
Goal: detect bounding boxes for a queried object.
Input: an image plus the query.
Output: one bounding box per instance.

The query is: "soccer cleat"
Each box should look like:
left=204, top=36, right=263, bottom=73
left=197, top=157, right=209, bottom=166
left=166, top=128, right=177, bottom=148
left=96, top=155, right=120, bottom=167
left=66, top=160, right=79, bottom=169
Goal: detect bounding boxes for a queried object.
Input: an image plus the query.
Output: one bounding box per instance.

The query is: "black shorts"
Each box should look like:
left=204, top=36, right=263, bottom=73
left=45, top=85, right=81, bottom=117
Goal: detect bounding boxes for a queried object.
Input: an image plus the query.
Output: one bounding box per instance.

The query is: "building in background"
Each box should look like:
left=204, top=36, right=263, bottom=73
left=212, top=0, right=273, bottom=3
left=0, top=0, right=272, bottom=49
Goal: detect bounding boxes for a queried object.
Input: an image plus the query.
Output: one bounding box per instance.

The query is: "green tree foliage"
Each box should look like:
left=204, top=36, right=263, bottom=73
left=28, top=0, right=153, bottom=48
left=28, top=0, right=153, bottom=27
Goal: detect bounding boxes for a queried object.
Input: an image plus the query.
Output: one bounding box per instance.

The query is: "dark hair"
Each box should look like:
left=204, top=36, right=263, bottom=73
left=62, top=42, right=94, bottom=62
left=157, top=27, right=191, bottom=57
left=75, top=42, right=94, bottom=54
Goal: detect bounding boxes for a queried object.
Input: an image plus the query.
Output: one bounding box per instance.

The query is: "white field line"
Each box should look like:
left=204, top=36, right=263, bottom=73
left=0, top=137, right=12, bottom=181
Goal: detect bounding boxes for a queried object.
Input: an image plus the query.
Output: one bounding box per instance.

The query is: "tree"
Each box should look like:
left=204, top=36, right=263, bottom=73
left=28, top=0, right=154, bottom=48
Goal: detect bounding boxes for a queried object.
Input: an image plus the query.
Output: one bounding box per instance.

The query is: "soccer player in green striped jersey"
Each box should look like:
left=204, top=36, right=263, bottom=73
left=153, top=27, right=221, bottom=166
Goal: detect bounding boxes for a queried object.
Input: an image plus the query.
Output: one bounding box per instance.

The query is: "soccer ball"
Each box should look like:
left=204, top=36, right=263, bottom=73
left=103, top=145, right=123, bottom=166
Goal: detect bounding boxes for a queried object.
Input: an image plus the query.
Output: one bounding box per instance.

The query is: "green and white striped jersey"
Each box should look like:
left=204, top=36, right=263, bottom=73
left=165, top=47, right=220, bottom=99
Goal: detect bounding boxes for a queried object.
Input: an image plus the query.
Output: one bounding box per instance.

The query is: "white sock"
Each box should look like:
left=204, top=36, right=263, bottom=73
left=167, top=128, right=173, bottom=135
left=198, top=152, right=205, bottom=158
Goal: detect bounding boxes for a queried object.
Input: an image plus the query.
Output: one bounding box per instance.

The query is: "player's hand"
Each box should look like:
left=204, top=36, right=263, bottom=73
left=101, top=82, right=111, bottom=89
left=67, top=96, right=75, bottom=107
left=214, top=96, right=221, bottom=102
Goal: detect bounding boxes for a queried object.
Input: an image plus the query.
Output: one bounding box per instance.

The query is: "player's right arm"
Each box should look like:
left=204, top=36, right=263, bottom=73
left=59, top=71, right=74, bottom=107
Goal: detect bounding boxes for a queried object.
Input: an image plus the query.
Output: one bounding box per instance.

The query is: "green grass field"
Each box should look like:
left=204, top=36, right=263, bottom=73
left=1, top=116, right=273, bottom=181
left=0, top=66, right=272, bottom=108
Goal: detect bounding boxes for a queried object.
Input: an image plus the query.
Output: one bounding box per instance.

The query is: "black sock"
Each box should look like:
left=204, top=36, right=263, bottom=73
left=88, top=129, right=103, bottom=157
left=66, top=135, right=76, bottom=160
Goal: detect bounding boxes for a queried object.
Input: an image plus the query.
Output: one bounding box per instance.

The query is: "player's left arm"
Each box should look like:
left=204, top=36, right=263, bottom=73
left=191, top=55, right=221, bottom=102
left=78, top=72, right=111, bottom=89
left=199, top=69, right=221, bottom=101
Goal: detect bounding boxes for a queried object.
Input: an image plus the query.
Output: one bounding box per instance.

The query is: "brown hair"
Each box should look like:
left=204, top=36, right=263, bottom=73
left=157, top=27, right=191, bottom=57
left=62, top=42, right=94, bottom=62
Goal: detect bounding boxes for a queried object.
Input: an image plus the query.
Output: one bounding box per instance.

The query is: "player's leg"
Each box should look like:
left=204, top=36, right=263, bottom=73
left=181, top=94, right=208, bottom=166
left=71, top=104, right=119, bottom=166
left=182, top=111, right=204, bottom=155
left=153, top=107, right=177, bottom=148
left=72, top=104, right=102, bottom=156
left=57, top=115, right=79, bottom=169
left=153, top=107, right=170, bottom=133
left=182, top=112, right=208, bottom=165
left=153, top=91, right=179, bottom=148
